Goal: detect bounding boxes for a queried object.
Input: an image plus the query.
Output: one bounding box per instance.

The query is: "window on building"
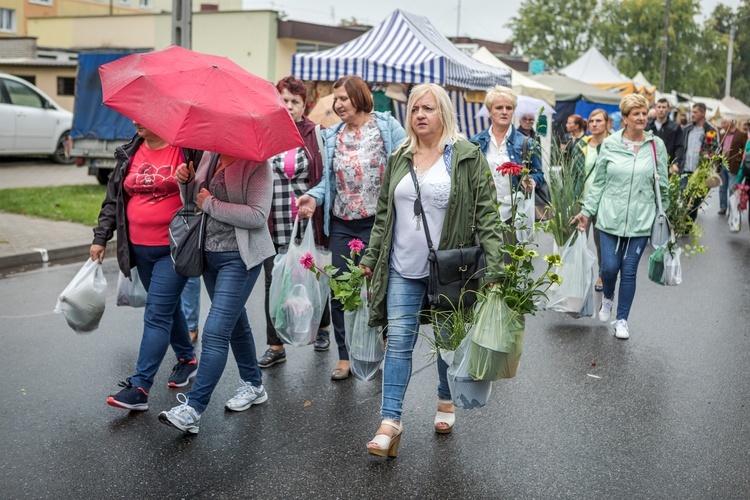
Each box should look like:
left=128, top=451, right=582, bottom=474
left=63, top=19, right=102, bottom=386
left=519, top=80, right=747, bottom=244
left=16, top=75, right=36, bottom=86
left=57, top=77, right=75, bottom=96
left=139, top=0, right=152, bottom=9
left=0, top=8, right=16, bottom=33
left=28, top=0, right=53, bottom=6
left=295, top=42, right=335, bottom=54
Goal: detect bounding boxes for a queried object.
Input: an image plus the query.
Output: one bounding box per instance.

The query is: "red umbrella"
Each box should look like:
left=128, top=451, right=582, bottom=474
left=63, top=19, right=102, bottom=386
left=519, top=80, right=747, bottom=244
left=99, top=45, right=302, bottom=162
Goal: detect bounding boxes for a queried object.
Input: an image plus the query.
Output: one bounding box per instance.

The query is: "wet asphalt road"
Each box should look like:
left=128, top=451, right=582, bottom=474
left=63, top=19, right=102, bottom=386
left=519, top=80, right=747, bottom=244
left=1, top=194, right=749, bottom=499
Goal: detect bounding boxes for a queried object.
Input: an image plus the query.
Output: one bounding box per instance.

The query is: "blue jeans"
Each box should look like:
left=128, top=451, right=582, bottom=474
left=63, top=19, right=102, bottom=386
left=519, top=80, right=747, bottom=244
left=181, top=277, right=201, bottom=331
left=130, top=244, right=194, bottom=392
left=187, top=252, right=262, bottom=413
left=719, top=166, right=736, bottom=211
left=598, top=232, right=649, bottom=322
left=381, top=268, right=451, bottom=422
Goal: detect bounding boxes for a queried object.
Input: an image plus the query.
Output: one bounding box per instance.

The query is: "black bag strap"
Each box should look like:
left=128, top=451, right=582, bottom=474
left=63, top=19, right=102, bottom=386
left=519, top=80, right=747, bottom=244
left=183, top=153, right=218, bottom=212
left=407, top=151, right=481, bottom=251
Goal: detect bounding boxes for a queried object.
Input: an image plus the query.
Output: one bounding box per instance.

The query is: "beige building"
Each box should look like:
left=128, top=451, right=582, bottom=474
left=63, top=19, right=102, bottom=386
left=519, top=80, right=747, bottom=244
left=25, top=10, right=362, bottom=82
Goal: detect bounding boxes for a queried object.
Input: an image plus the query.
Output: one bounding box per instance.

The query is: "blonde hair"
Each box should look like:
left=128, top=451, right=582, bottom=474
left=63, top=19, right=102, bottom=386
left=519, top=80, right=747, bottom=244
left=484, top=85, right=517, bottom=111
left=399, top=83, right=462, bottom=154
left=619, top=94, right=649, bottom=117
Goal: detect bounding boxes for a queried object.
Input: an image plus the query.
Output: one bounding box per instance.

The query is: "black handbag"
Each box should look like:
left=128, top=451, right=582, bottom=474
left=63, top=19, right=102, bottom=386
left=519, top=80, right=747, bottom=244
left=408, top=164, right=486, bottom=310
left=169, top=154, right=218, bottom=277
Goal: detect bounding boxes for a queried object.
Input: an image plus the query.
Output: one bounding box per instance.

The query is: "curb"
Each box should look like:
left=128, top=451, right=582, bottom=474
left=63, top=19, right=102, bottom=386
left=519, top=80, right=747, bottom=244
left=0, top=240, right=117, bottom=274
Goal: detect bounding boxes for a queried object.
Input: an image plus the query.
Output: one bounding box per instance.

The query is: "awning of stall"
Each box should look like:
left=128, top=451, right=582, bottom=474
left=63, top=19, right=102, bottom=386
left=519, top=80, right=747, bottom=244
left=291, top=9, right=511, bottom=90
left=559, top=47, right=635, bottom=95
left=471, top=47, right=555, bottom=107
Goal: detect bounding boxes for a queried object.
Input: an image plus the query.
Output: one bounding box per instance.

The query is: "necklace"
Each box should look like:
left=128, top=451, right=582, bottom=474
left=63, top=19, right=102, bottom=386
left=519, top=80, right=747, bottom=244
left=412, top=149, right=441, bottom=174
left=411, top=148, right=441, bottom=231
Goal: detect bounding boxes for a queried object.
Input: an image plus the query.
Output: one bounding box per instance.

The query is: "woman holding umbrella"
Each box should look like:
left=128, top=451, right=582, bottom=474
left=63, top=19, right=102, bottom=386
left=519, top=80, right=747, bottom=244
left=297, top=75, right=406, bottom=380
left=159, top=151, right=274, bottom=434
left=257, top=76, right=332, bottom=369
left=92, top=122, right=203, bottom=411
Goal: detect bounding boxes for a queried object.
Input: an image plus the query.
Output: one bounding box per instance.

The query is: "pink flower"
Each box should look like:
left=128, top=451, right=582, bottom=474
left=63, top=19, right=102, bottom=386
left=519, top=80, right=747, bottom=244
left=300, top=253, right=314, bottom=270
left=348, top=238, right=365, bottom=254
left=497, top=161, right=523, bottom=177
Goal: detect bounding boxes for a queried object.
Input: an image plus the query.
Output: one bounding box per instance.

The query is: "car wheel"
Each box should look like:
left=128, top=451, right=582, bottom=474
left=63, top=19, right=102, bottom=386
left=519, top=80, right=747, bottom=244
left=95, top=168, right=111, bottom=185
left=50, top=131, right=74, bottom=164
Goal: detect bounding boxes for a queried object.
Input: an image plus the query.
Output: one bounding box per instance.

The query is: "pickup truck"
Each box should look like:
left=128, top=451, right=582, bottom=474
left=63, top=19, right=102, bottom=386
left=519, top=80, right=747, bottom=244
left=67, top=52, right=136, bottom=184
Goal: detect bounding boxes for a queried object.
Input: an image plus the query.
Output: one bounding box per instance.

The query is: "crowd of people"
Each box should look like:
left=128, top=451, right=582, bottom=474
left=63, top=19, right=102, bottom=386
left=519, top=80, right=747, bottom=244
left=90, top=74, right=750, bottom=455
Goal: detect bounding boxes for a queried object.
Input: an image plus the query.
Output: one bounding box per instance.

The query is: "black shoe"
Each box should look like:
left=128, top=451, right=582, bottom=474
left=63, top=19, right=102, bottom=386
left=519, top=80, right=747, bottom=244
left=258, top=348, right=286, bottom=368
left=107, top=378, right=149, bottom=411
left=314, top=329, right=330, bottom=351
left=168, top=357, right=198, bottom=388
left=718, top=209, right=727, bottom=215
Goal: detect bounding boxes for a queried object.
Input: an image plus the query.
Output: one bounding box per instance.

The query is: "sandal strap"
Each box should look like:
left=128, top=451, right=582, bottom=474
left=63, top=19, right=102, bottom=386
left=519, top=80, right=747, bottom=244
left=437, top=399, right=454, bottom=405
left=382, top=419, right=402, bottom=432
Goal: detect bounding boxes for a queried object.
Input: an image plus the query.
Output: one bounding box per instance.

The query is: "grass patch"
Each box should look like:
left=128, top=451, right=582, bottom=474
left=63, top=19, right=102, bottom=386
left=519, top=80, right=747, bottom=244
left=0, top=184, right=107, bottom=225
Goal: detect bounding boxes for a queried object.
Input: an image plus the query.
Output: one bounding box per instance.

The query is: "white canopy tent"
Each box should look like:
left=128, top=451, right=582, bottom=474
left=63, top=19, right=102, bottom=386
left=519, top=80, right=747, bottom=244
left=560, top=47, right=635, bottom=94
left=471, top=47, right=555, bottom=108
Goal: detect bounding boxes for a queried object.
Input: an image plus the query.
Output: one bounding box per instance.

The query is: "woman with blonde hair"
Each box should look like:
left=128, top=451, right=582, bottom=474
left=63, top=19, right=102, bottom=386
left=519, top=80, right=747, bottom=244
left=571, top=94, right=669, bottom=340
left=569, top=109, right=612, bottom=291
left=360, top=83, right=504, bottom=457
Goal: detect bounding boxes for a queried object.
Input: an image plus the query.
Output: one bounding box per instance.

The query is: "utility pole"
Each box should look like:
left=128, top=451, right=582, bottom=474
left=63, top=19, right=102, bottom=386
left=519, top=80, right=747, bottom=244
left=172, top=0, right=192, bottom=49
left=725, top=23, right=736, bottom=98
left=659, top=0, right=671, bottom=92
left=456, top=0, right=461, bottom=37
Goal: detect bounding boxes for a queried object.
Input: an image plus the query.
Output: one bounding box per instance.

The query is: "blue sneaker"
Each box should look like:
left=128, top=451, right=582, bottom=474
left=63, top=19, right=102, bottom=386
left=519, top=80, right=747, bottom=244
left=107, top=378, right=148, bottom=411
left=258, top=348, right=286, bottom=368
left=168, top=357, right=198, bottom=388
left=158, top=394, right=200, bottom=434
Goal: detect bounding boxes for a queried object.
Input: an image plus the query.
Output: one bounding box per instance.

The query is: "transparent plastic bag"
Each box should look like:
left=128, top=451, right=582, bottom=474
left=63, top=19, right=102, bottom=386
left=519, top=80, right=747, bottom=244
left=546, top=231, right=596, bottom=314
left=514, top=191, right=536, bottom=243
left=116, top=268, right=147, bottom=308
left=54, top=258, right=108, bottom=333
left=662, top=247, right=682, bottom=286
left=728, top=192, right=741, bottom=233
left=648, top=246, right=666, bottom=285
left=344, top=282, right=384, bottom=381
left=447, top=330, right=492, bottom=410
left=269, top=217, right=331, bottom=346
left=467, top=290, right=525, bottom=381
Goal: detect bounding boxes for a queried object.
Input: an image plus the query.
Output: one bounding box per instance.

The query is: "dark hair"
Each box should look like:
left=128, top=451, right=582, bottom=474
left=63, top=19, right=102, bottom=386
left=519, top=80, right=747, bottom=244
left=332, top=75, right=373, bottom=114
left=656, top=98, right=669, bottom=106
left=568, top=114, right=586, bottom=132
left=276, top=76, right=307, bottom=104
left=692, top=102, right=706, bottom=113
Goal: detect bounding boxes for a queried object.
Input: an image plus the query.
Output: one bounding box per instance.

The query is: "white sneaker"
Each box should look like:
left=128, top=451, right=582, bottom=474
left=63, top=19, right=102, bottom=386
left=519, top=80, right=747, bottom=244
left=225, top=381, right=268, bottom=412
left=598, top=298, right=614, bottom=322
left=613, top=319, right=629, bottom=339
left=158, top=393, right=201, bottom=434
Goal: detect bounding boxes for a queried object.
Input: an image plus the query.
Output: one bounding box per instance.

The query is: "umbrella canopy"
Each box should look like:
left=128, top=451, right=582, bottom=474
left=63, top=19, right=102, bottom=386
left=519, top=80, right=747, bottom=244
left=99, top=45, right=302, bottom=162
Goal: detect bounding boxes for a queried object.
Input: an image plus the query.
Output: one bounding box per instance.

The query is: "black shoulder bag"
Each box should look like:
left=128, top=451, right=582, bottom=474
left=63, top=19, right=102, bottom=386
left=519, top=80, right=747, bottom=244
left=169, top=153, right=218, bottom=277
left=408, top=163, right=486, bottom=310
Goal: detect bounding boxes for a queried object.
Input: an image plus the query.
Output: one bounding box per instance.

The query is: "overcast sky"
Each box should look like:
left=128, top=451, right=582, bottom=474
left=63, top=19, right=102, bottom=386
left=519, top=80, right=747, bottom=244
left=260, top=0, right=741, bottom=45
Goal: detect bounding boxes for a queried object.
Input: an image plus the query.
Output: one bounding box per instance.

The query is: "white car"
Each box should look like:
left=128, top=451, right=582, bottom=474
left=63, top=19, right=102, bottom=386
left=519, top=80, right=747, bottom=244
left=0, top=72, right=73, bottom=163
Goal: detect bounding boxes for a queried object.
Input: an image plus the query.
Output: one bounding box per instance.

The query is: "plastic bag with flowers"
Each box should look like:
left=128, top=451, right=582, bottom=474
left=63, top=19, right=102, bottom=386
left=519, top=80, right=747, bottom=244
left=447, top=328, right=492, bottom=410
left=545, top=230, right=596, bottom=316
left=728, top=190, right=742, bottom=233
left=343, top=279, right=384, bottom=382
left=269, top=217, right=330, bottom=346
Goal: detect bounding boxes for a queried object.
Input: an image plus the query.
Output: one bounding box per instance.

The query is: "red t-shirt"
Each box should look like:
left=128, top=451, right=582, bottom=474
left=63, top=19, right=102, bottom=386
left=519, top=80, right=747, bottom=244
left=124, top=144, right=184, bottom=246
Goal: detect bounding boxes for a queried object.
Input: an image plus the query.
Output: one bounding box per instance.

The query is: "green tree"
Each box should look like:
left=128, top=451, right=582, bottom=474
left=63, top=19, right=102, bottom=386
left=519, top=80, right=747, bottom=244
left=508, top=0, right=599, bottom=69
left=729, top=0, right=750, bottom=104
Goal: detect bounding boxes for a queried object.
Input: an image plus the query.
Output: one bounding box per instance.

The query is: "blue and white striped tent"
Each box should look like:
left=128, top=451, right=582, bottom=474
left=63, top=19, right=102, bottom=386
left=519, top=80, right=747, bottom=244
left=292, top=9, right=511, bottom=91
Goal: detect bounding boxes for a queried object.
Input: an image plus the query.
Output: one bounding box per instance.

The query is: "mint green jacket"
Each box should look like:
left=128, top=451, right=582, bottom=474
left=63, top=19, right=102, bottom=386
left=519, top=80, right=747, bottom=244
left=581, top=129, right=669, bottom=237
left=360, top=139, right=505, bottom=327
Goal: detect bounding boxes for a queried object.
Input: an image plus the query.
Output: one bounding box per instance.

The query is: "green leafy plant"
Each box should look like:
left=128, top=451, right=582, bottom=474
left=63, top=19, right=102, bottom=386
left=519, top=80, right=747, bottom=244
left=301, top=239, right=365, bottom=312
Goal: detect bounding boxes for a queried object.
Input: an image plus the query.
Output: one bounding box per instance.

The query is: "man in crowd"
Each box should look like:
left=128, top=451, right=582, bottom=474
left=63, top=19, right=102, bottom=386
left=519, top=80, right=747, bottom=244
left=681, top=102, right=719, bottom=221
left=647, top=98, right=684, bottom=172
left=718, top=116, right=747, bottom=214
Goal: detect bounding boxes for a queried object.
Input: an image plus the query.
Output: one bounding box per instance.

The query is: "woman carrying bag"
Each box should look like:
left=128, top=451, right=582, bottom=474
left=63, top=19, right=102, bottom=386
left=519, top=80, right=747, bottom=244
left=359, top=84, right=504, bottom=458
left=158, top=152, right=274, bottom=434
left=571, top=94, right=669, bottom=340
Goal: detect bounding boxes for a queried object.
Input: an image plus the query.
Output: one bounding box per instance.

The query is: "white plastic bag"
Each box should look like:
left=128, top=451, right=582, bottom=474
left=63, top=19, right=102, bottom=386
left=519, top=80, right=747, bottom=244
left=662, top=247, right=683, bottom=286
left=546, top=231, right=596, bottom=315
left=54, top=258, right=108, bottom=333
left=447, top=330, right=492, bottom=410
left=728, top=192, right=741, bottom=233
left=269, top=217, right=331, bottom=346
left=116, top=268, right=147, bottom=308
left=514, top=191, right=536, bottom=243
left=344, top=281, right=384, bottom=382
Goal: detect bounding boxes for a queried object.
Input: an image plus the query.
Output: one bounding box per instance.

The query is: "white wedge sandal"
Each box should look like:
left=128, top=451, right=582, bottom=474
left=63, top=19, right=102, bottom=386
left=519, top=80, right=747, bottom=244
left=366, top=419, right=403, bottom=458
